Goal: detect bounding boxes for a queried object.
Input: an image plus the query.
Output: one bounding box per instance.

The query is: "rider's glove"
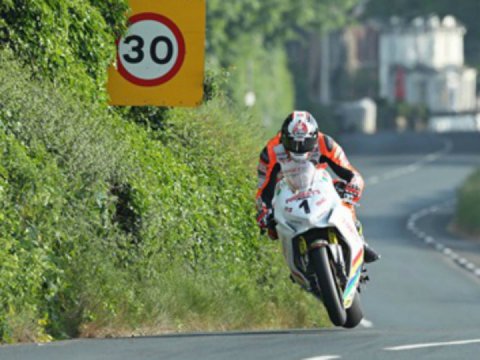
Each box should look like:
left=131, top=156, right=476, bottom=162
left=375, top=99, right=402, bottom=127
left=267, top=226, right=279, bottom=240
left=256, top=205, right=278, bottom=240
left=256, top=204, right=272, bottom=230
left=344, top=182, right=361, bottom=204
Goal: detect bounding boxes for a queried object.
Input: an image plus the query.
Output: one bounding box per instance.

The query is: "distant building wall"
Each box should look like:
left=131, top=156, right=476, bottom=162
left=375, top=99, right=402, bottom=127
left=338, top=98, right=377, bottom=134
left=379, top=15, right=476, bottom=114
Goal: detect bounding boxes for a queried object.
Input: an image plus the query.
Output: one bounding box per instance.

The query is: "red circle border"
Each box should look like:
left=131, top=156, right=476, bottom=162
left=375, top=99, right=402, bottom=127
left=117, top=13, right=186, bottom=87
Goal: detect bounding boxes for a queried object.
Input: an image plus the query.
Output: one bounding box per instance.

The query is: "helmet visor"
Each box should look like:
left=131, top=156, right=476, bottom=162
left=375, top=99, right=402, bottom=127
left=284, top=136, right=317, bottom=154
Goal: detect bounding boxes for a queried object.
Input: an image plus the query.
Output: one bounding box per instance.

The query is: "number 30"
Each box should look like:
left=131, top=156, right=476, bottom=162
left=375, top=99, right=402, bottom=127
left=123, top=35, right=173, bottom=65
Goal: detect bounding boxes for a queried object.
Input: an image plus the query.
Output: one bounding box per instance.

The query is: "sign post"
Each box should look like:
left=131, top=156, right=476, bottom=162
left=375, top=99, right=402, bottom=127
left=107, top=0, right=205, bottom=107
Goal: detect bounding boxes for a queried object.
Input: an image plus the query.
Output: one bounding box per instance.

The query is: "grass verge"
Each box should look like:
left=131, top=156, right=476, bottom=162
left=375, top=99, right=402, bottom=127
left=455, top=169, right=480, bottom=237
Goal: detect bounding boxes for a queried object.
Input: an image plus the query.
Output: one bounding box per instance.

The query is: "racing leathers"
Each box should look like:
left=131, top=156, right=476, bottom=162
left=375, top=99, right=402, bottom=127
left=255, top=131, right=380, bottom=263
left=256, top=131, right=364, bottom=218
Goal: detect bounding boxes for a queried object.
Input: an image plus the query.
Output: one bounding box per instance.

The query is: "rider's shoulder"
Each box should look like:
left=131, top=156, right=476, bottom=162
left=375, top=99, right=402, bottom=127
left=317, top=132, right=337, bottom=152
left=266, top=132, right=282, bottom=147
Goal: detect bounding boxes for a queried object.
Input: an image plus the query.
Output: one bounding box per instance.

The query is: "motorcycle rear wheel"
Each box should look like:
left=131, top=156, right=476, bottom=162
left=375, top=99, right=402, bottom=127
left=310, top=246, right=347, bottom=326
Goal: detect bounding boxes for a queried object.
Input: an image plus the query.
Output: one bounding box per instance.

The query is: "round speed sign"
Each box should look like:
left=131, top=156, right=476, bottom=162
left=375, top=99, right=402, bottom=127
left=117, top=13, right=186, bottom=86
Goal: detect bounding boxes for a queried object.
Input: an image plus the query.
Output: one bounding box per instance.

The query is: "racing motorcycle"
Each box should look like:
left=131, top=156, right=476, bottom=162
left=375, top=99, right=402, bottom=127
left=272, top=161, right=366, bottom=328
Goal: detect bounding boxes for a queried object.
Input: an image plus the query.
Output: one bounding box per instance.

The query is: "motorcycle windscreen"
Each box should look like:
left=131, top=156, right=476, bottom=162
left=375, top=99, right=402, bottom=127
left=282, top=161, right=316, bottom=192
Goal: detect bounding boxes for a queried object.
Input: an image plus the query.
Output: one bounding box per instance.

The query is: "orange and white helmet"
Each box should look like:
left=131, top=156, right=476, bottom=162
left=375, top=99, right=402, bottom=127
left=281, top=111, right=319, bottom=161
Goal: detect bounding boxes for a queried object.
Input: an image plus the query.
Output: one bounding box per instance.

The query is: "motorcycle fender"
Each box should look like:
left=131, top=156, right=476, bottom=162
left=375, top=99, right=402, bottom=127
left=308, top=240, right=329, bottom=250
left=280, top=233, right=311, bottom=290
left=328, top=205, right=364, bottom=309
left=309, top=240, right=342, bottom=265
left=328, top=205, right=363, bottom=266
left=328, top=244, right=345, bottom=267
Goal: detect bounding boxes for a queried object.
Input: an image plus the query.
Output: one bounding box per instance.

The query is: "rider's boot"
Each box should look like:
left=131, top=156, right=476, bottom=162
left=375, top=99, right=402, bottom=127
left=355, top=220, right=380, bottom=264
left=364, top=243, right=380, bottom=263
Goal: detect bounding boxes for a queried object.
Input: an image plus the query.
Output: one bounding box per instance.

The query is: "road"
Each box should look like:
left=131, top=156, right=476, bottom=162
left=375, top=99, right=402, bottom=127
left=1, top=132, right=480, bottom=360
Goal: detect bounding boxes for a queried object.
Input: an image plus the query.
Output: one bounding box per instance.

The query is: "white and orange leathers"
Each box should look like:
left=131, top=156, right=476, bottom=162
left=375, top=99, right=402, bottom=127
left=256, top=132, right=364, bottom=219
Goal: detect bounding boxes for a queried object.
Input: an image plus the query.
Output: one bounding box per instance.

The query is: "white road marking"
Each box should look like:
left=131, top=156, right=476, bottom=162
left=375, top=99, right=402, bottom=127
left=385, top=338, right=480, bottom=351
left=302, top=356, right=341, bottom=360
left=366, top=139, right=453, bottom=186
left=360, top=318, right=374, bottom=328
left=406, top=199, right=480, bottom=278
left=424, top=236, right=434, bottom=244
left=442, top=247, right=452, bottom=255
left=368, top=138, right=480, bottom=279
left=466, top=263, right=476, bottom=271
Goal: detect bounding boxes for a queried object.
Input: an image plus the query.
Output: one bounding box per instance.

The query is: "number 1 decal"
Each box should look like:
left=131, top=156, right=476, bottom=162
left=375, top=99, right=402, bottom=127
left=299, top=199, right=311, bottom=214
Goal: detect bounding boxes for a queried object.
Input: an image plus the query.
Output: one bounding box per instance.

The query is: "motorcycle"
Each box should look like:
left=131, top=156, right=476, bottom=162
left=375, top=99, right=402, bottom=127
left=272, top=161, right=366, bottom=328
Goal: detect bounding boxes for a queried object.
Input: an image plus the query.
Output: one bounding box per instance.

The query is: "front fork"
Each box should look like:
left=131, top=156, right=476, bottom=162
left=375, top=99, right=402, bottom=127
left=290, top=229, right=348, bottom=292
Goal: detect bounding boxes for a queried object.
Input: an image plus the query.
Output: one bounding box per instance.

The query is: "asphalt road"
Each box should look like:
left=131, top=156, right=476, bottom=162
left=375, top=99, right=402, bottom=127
left=1, top=131, right=480, bottom=360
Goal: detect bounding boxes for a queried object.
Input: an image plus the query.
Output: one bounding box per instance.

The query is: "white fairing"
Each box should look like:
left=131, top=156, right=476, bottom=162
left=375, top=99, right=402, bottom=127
left=273, top=161, right=364, bottom=308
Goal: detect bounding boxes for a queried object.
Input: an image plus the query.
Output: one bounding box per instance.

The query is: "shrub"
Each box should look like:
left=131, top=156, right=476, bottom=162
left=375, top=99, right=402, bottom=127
left=0, top=50, right=330, bottom=341
left=456, top=170, right=480, bottom=235
left=0, top=0, right=128, bottom=99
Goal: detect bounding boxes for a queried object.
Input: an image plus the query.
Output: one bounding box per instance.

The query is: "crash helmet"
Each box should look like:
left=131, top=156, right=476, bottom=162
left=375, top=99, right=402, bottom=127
left=281, top=111, right=319, bottom=161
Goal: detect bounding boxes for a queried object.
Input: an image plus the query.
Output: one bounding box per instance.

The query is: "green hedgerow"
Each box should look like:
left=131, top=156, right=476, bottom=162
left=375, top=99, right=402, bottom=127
left=0, top=49, right=330, bottom=341
left=456, top=170, right=480, bottom=235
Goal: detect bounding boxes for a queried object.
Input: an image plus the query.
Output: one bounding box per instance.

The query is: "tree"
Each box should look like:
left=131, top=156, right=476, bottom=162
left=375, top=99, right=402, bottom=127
left=207, top=0, right=358, bottom=63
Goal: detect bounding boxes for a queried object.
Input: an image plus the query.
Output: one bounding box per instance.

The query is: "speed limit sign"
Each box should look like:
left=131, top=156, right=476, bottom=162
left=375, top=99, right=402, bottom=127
left=118, top=13, right=185, bottom=86
left=107, top=0, right=205, bottom=107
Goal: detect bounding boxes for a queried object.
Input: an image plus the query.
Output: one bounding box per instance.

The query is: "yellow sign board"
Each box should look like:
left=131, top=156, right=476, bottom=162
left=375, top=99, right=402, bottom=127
left=107, top=0, right=205, bottom=107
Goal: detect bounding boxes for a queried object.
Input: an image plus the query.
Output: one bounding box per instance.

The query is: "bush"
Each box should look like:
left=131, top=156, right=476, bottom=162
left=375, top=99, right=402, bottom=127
left=0, top=0, right=128, bottom=99
left=456, top=170, right=480, bottom=235
left=0, top=48, right=135, bottom=340
left=0, top=50, right=329, bottom=342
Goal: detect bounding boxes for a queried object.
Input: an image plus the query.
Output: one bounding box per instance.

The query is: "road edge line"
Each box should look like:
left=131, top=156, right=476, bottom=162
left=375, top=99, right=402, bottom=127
left=407, top=199, right=480, bottom=279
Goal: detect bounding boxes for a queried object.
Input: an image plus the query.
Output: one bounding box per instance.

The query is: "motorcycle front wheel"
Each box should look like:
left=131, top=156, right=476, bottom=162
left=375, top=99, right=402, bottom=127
left=343, top=291, right=363, bottom=329
left=310, top=246, right=347, bottom=326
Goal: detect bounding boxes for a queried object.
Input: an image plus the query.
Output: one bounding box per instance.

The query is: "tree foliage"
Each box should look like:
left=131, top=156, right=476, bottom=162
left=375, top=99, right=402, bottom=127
left=0, top=0, right=361, bottom=341
left=0, top=0, right=128, bottom=97
left=0, top=48, right=329, bottom=341
left=207, top=0, right=358, bottom=63
left=206, top=0, right=357, bottom=129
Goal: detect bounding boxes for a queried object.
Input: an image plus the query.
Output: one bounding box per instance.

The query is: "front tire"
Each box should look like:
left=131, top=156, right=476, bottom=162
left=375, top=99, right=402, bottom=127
left=343, top=291, right=363, bottom=329
left=310, top=246, right=346, bottom=326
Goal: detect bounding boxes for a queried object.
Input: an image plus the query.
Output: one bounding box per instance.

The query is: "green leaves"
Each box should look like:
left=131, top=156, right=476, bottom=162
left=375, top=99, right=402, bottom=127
left=207, top=0, right=357, bottom=59
left=0, top=0, right=341, bottom=340
left=205, top=0, right=357, bottom=134
left=456, top=170, right=480, bottom=235
left=0, top=0, right=128, bottom=99
left=0, top=50, right=310, bottom=341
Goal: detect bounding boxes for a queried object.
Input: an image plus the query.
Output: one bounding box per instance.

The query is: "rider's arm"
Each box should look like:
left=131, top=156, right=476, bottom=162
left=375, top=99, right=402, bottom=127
left=319, top=134, right=365, bottom=194
left=256, top=146, right=281, bottom=211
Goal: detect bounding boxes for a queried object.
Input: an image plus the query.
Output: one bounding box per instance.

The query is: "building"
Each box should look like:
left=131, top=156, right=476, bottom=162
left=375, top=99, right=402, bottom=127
left=379, top=15, right=477, bottom=114
left=294, top=14, right=478, bottom=131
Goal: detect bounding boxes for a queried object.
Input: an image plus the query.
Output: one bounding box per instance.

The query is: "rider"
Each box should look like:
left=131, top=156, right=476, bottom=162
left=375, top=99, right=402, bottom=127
left=256, top=111, right=380, bottom=263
